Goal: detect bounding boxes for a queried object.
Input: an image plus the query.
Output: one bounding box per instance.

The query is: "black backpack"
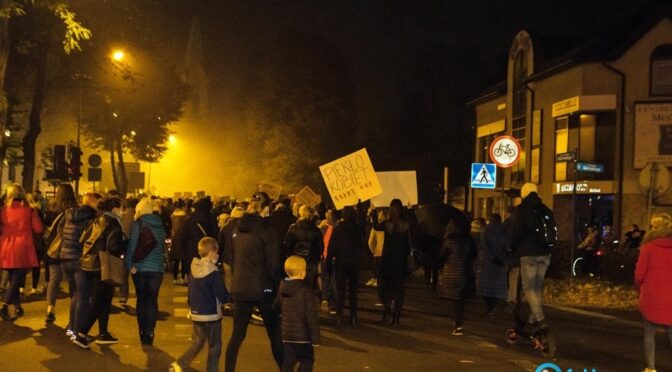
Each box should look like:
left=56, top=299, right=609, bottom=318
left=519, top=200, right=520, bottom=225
left=531, top=204, right=558, bottom=249
left=293, top=240, right=312, bottom=258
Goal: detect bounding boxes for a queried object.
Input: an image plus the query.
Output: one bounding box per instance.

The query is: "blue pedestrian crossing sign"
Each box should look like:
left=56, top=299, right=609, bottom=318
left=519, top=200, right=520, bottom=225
left=471, top=163, right=497, bottom=189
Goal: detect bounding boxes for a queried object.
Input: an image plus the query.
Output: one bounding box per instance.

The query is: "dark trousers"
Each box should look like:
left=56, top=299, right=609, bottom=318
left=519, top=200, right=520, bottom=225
left=171, top=259, right=189, bottom=280
left=178, top=320, right=222, bottom=372
left=450, top=298, right=465, bottom=327
left=282, top=343, right=314, bottom=372
left=484, top=296, right=499, bottom=314
left=18, top=267, right=41, bottom=289
left=4, top=269, right=27, bottom=306
left=131, top=272, right=163, bottom=336
left=225, top=295, right=283, bottom=372
left=61, top=259, right=79, bottom=332
left=373, top=257, right=383, bottom=302
left=335, top=266, right=358, bottom=318
left=75, top=270, right=114, bottom=336
left=319, top=260, right=335, bottom=307
left=380, top=273, right=406, bottom=313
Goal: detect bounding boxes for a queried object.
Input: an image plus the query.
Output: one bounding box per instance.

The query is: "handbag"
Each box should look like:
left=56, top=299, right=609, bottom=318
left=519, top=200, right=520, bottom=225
left=131, top=221, right=158, bottom=263
left=99, top=249, right=126, bottom=286
left=46, top=213, right=65, bottom=260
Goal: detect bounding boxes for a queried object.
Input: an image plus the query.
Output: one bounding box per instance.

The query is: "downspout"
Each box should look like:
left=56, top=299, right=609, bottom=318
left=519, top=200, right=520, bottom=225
left=602, top=62, right=626, bottom=238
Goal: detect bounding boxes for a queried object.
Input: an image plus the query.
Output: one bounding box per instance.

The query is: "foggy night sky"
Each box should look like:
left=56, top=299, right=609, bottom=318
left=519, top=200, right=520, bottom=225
left=157, top=0, right=654, bottom=200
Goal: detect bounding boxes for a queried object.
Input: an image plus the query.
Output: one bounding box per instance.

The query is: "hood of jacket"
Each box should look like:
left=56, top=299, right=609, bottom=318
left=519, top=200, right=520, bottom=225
left=279, top=278, right=304, bottom=298
left=238, top=213, right=264, bottom=233
left=295, top=219, right=316, bottom=231
left=138, top=213, right=164, bottom=229
left=643, top=227, right=672, bottom=245
left=72, top=205, right=97, bottom=223
left=521, top=192, right=542, bottom=208
left=191, top=257, right=219, bottom=278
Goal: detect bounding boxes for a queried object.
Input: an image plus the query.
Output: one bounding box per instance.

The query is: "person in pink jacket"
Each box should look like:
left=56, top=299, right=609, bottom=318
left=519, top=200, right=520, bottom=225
left=635, top=213, right=672, bottom=372
left=0, top=183, right=44, bottom=321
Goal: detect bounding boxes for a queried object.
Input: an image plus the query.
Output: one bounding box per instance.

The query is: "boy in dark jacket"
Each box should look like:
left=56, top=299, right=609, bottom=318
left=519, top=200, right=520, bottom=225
left=171, top=237, right=228, bottom=372
left=275, top=256, right=320, bottom=372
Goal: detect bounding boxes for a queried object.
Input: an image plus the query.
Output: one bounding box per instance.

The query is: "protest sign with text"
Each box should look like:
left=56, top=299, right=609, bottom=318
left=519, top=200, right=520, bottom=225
left=319, top=148, right=382, bottom=209
left=294, top=186, right=322, bottom=207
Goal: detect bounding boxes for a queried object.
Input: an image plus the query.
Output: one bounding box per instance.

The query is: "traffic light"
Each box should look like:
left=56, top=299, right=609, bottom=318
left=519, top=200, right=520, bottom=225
left=67, top=145, right=83, bottom=181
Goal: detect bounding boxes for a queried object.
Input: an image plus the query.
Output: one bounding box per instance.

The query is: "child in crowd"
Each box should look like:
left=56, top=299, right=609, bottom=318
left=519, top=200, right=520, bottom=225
left=171, top=237, right=228, bottom=372
left=275, top=256, right=321, bottom=372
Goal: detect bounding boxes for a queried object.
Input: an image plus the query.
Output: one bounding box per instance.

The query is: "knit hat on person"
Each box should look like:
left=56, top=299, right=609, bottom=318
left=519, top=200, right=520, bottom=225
left=135, top=197, right=154, bottom=220
left=520, top=183, right=538, bottom=199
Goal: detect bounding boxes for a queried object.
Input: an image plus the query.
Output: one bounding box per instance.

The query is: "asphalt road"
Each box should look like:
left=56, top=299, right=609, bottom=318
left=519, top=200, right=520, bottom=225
left=0, top=274, right=669, bottom=372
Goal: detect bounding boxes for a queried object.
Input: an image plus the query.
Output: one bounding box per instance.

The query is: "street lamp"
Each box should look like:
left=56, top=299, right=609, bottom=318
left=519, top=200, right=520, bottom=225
left=112, top=49, right=125, bottom=62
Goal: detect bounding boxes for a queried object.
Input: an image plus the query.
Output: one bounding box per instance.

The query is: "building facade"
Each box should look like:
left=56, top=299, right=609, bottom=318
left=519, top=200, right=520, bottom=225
left=470, top=16, right=672, bottom=241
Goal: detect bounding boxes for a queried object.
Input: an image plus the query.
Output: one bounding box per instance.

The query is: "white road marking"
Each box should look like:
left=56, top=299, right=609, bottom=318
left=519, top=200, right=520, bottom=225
left=546, top=304, right=641, bottom=327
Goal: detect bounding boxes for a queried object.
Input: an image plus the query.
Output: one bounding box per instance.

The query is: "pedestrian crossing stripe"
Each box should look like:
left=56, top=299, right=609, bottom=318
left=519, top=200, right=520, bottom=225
left=471, top=163, right=497, bottom=189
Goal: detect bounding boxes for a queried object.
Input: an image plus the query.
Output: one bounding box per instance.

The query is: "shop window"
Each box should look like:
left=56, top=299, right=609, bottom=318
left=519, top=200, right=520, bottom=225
left=650, top=44, right=672, bottom=96
left=511, top=51, right=527, bottom=185
left=554, top=113, right=615, bottom=181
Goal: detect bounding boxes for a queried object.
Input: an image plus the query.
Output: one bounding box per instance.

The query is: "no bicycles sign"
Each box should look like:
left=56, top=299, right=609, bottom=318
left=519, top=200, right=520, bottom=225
left=489, top=135, right=521, bottom=168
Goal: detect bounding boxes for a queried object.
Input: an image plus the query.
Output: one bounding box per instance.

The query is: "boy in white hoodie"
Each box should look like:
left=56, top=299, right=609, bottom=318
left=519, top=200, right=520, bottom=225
left=171, top=237, right=228, bottom=372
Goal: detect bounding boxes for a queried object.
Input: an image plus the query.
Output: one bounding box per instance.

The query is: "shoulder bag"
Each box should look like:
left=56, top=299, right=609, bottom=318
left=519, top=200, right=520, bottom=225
left=131, top=221, right=158, bottom=263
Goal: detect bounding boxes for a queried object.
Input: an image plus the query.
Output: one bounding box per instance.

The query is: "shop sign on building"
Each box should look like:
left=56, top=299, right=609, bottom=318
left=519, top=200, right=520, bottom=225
left=552, top=96, right=580, bottom=117
left=553, top=180, right=614, bottom=195
left=634, top=102, right=672, bottom=168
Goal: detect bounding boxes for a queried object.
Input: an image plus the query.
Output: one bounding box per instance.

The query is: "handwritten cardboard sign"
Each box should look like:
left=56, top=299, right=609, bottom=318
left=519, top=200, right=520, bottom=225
left=371, top=171, right=418, bottom=207
left=319, top=148, right=382, bottom=209
left=294, top=186, right=322, bottom=207
left=258, top=182, right=283, bottom=200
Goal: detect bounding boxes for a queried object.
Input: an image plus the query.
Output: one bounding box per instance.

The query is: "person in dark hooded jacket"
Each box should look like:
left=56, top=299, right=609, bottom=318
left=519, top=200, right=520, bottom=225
left=327, top=206, right=364, bottom=326
left=182, top=197, right=218, bottom=271
left=170, top=200, right=189, bottom=285
left=283, top=205, right=323, bottom=288
left=274, top=255, right=320, bottom=372
left=225, top=199, right=283, bottom=372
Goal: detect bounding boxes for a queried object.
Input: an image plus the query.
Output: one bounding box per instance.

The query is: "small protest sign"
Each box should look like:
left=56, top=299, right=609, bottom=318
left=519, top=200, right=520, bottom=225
left=258, top=182, right=283, bottom=200
left=371, top=171, right=418, bottom=207
left=196, top=191, right=206, bottom=199
left=319, top=148, right=382, bottom=209
left=174, top=192, right=183, bottom=199
left=294, top=186, right=322, bottom=207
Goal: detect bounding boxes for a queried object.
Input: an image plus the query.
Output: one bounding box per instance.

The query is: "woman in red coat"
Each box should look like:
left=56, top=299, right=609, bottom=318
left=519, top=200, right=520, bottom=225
left=635, top=213, right=672, bottom=372
left=0, top=183, right=44, bottom=320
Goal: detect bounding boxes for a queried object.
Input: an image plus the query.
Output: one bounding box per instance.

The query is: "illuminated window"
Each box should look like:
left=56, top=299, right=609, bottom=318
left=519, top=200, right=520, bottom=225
left=650, top=44, right=672, bottom=96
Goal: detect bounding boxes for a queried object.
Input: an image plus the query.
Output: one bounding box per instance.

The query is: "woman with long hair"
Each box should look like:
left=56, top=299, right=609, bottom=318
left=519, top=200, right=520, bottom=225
left=380, top=200, right=412, bottom=325
left=0, top=184, right=44, bottom=320
left=44, top=184, right=78, bottom=324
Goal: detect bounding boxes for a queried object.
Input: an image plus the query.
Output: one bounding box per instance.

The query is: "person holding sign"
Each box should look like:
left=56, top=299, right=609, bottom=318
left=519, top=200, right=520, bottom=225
left=380, top=200, right=412, bottom=326
left=327, top=206, right=364, bottom=326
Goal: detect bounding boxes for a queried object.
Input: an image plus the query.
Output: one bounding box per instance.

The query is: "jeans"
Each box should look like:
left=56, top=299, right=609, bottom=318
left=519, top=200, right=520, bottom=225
left=4, top=269, right=27, bottom=306
left=520, top=254, right=551, bottom=324
left=225, top=294, right=283, bottom=372
left=178, top=320, right=222, bottom=372
left=46, top=263, right=63, bottom=307
left=335, top=266, right=358, bottom=319
left=131, top=272, right=163, bottom=336
left=75, top=270, right=114, bottom=336
left=118, top=271, right=130, bottom=299
left=643, top=318, right=672, bottom=370
left=282, top=343, right=314, bottom=372
left=319, top=260, right=335, bottom=308
left=61, top=259, right=79, bottom=332
left=171, top=259, right=189, bottom=281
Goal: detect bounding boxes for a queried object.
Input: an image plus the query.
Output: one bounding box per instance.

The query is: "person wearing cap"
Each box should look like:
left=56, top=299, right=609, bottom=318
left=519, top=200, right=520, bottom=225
left=507, top=183, right=554, bottom=332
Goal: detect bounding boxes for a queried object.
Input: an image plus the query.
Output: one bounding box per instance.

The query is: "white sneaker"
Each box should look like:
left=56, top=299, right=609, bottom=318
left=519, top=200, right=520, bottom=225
left=372, top=280, right=378, bottom=287
left=66, top=329, right=74, bottom=338
left=251, top=313, right=264, bottom=322
left=365, top=279, right=375, bottom=286
left=169, top=361, right=183, bottom=372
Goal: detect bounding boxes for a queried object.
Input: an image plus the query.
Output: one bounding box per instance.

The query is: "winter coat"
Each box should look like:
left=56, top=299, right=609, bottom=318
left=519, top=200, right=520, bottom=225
left=368, top=228, right=385, bottom=257
left=437, top=234, right=477, bottom=300
left=79, top=213, right=126, bottom=272
left=381, top=221, right=412, bottom=277
left=188, top=257, right=228, bottom=322
left=125, top=213, right=166, bottom=273
left=169, top=209, right=188, bottom=261
left=508, top=193, right=554, bottom=258
left=269, top=208, right=296, bottom=260
left=327, top=219, right=364, bottom=272
left=229, top=213, right=280, bottom=301
left=182, top=210, right=218, bottom=262
left=274, top=278, right=320, bottom=344
left=476, top=222, right=508, bottom=299
left=219, top=218, right=240, bottom=266
left=635, top=228, right=672, bottom=326
left=0, top=201, right=44, bottom=269
left=284, top=219, right=323, bottom=264
left=59, top=205, right=97, bottom=260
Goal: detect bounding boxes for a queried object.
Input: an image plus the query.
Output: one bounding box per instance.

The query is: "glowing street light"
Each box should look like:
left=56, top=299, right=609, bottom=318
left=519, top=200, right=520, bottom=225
left=168, top=135, right=177, bottom=145
left=112, top=49, right=125, bottom=62
left=130, top=130, right=136, bottom=137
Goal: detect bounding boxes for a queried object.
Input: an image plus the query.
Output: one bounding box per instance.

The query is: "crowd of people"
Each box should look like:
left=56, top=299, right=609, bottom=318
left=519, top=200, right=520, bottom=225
left=0, top=180, right=669, bottom=371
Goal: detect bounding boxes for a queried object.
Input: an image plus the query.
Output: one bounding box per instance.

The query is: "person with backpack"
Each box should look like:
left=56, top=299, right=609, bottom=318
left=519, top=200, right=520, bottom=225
left=507, top=183, right=557, bottom=332
left=283, top=205, right=323, bottom=288
left=182, top=197, right=218, bottom=277
left=125, top=197, right=166, bottom=346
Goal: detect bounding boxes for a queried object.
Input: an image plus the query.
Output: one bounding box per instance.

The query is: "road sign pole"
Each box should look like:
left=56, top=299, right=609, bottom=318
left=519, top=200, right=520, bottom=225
left=570, top=148, right=578, bottom=277
left=646, top=162, right=658, bottom=229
